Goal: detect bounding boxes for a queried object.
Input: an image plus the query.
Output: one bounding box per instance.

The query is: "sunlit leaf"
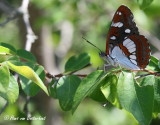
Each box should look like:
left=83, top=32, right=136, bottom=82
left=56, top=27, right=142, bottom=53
left=117, top=71, right=154, bottom=125
left=20, top=65, right=45, bottom=96
left=6, top=75, right=19, bottom=103
left=147, top=56, right=160, bottom=71
left=6, top=61, right=48, bottom=95
left=140, top=75, right=155, bottom=86
left=153, top=77, right=160, bottom=113
left=0, top=43, right=16, bottom=53
left=0, top=65, right=10, bottom=99
left=0, top=46, right=16, bottom=55
left=101, top=75, right=120, bottom=108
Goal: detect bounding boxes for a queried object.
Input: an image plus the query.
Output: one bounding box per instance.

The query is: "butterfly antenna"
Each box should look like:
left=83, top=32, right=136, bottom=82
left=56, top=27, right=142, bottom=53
left=82, top=37, right=102, bottom=52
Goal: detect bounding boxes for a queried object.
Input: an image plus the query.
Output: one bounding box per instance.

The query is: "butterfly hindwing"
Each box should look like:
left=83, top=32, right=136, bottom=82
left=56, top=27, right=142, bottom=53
left=105, top=5, right=151, bottom=69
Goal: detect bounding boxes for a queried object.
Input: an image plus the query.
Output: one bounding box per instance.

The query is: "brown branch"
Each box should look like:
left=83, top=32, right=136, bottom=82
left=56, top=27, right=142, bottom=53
left=45, top=71, right=87, bottom=79
left=45, top=63, right=91, bottom=79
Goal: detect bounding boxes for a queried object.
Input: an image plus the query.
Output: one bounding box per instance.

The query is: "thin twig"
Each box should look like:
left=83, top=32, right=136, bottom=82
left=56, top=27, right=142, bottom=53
left=45, top=71, right=88, bottom=79
left=18, top=0, right=37, bottom=51
left=45, top=63, right=91, bottom=79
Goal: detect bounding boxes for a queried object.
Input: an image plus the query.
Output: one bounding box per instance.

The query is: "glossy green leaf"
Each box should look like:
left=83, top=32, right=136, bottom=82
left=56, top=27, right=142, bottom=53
left=89, top=74, right=117, bottom=102
left=88, top=86, right=106, bottom=102
left=6, top=75, right=19, bottom=103
left=117, top=71, right=154, bottom=125
left=0, top=43, right=16, bottom=53
left=72, top=70, right=105, bottom=113
left=153, top=77, right=160, bottom=113
left=0, top=46, right=16, bottom=55
left=17, top=49, right=36, bottom=63
left=48, top=79, right=58, bottom=98
left=7, top=61, right=48, bottom=95
left=65, top=53, right=90, bottom=73
left=0, top=55, right=10, bottom=63
left=57, top=75, right=81, bottom=111
left=101, top=75, right=120, bottom=108
left=20, top=65, right=45, bottom=96
left=0, top=65, right=10, bottom=99
left=147, top=56, right=160, bottom=71
left=0, top=97, right=7, bottom=111
left=137, top=0, right=154, bottom=9
left=140, top=75, right=155, bottom=86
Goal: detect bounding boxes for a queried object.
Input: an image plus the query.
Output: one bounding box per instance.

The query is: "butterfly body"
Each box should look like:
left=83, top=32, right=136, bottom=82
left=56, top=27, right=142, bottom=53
left=101, top=5, right=151, bottom=70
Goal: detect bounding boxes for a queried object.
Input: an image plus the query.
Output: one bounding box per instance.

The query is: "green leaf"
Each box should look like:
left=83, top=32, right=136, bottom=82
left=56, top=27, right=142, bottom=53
left=137, top=0, right=154, bottom=9
left=153, top=77, right=160, bottom=113
left=0, top=43, right=17, bottom=53
left=89, top=74, right=117, bottom=103
left=6, top=75, right=19, bottom=103
left=0, top=46, right=16, bottom=55
left=20, top=65, right=45, bottom=96
left=65, top=53, right=90, bottom=73
left=140, top=75, right=155, bottom=86
left=6, top=61, right=48, bottom=95
left=117, top=71, right=154, bottom=125
left=17, top=49, right=36, bottom=63
left=147, top=56, right=160, bottom=71
left=101, top=75, right=120, bottom=108
left=88, top=86, right=106, bottom=102
left=72, top=70, right=105, bottom=113
left=48, top=79, right=58, bottom=98
left=0, top=65, right=10, bottom=99
left=57, top=75, right=81, bottom=111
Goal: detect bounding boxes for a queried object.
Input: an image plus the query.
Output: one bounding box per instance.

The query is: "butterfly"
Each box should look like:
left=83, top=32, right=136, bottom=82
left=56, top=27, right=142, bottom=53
left=97, top=5, right=151, bottom=70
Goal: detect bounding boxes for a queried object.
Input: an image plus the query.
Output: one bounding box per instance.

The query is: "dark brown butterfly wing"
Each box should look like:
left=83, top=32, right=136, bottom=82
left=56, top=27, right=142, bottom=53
left=106, top=5, right=150, bottom=69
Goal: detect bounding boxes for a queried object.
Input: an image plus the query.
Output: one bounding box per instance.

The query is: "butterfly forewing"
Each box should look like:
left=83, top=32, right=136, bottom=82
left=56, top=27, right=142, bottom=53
left=105, top=5, right=151, bottom=69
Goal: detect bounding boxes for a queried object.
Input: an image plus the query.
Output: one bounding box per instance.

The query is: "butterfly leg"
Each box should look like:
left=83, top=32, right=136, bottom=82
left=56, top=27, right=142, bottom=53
left=114, top=59, right=125, bottom=75
left=104, top=64, right=114, bottom=71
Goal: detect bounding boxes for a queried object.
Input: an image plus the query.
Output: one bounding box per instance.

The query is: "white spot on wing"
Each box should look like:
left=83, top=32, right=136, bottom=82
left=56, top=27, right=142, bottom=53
left=130, top=59, right=137, bottom=65
left=117, top=12, right=122, bottom=15
left=118, top=22, right=123, bottom=27
left=123, top=39, right=132, bottom=46
left=127, top=44, right=136, bottom=49
left=115, top=22, right=120, bottom=27
left=110, top=36, right=116, bottom=40
left=125, top=29, right=131, bottom=33
left=112, top=22, right=123, bottom=27
left=125, top=41, right=134, bottom=48
left=130, top=55, right=136, bottom=60
left=128, top=48, right=136, bottom=53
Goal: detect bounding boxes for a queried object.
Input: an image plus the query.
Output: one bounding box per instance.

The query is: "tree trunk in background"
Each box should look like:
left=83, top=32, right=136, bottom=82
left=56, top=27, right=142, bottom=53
left=18, top=4, right=63, bottom=125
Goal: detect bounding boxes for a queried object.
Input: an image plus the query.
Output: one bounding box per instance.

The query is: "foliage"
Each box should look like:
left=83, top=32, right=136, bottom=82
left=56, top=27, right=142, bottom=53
left=0, top=42, right=160, bottom=125
left=0, top=0, right=160, bottom=125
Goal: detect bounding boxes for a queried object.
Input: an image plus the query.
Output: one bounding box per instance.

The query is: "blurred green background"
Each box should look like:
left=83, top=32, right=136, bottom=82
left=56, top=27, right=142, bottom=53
left=0, top=0, right=160, bottom=125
